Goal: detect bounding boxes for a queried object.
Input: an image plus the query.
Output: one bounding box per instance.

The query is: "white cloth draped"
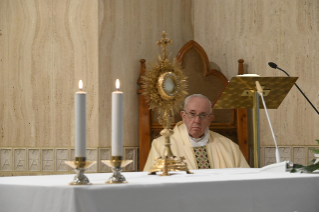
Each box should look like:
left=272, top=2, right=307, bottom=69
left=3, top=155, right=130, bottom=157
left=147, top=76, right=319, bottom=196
left=1, top=169, right=319, bottom=212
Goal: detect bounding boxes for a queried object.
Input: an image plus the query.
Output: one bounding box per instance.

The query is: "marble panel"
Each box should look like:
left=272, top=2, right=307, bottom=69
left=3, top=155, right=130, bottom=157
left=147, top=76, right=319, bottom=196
left=123, top=147, right=137, bottom=172
left=308, top=147, right=319, bottom=164
left=42, top=149, right=54, bottom=172
left=86, top=149, right=98, bottom=172
left=264, top=147, right=276, bottom=166
left=293, top=147, right=306, bottom=166
left=280, top=147, right=292, bottom=162
left=56, top=149, right=69, bottom=172
left=28, top=149, right=40, bottom=171
left=264, top=147, right=291, bottom=166
left=14, top=149, right=26, bottom=171
left=99, top=148, right=111, bottom=173
left=0, top=149, right=12, bottom=171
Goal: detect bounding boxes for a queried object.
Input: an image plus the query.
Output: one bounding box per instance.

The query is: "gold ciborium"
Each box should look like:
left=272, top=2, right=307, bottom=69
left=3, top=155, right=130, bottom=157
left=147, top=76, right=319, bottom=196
left=142, top=31, right=192, bottom=176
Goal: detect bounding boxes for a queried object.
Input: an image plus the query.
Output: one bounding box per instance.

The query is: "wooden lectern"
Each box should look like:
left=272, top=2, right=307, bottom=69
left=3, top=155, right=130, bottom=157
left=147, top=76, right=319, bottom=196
left=213, top=76, right=298, bottom=168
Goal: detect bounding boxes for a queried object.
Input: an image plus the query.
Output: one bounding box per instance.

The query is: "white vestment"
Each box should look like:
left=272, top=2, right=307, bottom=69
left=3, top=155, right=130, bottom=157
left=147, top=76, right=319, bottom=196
left=144, top=121, right=250, bottom=171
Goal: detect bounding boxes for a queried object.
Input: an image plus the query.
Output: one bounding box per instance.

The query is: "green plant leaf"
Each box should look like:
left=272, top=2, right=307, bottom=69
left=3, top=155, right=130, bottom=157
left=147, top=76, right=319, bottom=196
left=290, top=168, right=297, bottom=173
left=309, top=148, right=319, bottom=154
left=301, top=163, right=319, bottom=173
left=308, top=159, right=316, bottom=165
left=294, top=139, right=319, bottom=173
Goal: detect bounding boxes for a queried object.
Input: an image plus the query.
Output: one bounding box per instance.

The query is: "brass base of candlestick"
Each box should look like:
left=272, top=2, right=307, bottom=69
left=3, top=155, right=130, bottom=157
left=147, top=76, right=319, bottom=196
left=149, top=156, right=193, bottom=176
left=101, top=156, right=133, bottom=184
left=65, top=157, right=96, bottom=185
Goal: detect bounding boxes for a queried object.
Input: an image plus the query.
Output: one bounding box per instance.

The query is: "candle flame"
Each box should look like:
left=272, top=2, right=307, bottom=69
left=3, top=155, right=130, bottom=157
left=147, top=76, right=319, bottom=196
left=116, top=79, right=120, bottom=90
left=79, top=80, right=83, bottom=90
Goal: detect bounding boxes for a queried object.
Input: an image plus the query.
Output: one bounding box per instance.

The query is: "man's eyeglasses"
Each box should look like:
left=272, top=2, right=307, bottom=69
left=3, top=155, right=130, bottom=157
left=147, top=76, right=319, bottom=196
left=184, top=111, right=211, bottom=120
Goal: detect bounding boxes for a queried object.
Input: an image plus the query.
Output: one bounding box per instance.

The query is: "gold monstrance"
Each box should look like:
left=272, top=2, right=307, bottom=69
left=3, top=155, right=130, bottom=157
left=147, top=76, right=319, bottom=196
left=142, top=32, right=192, bottom=176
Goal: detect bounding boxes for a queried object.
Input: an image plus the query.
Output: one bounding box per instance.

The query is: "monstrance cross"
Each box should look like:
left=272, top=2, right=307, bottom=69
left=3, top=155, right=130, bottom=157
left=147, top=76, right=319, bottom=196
left=156, top=31, right=172, bottom=60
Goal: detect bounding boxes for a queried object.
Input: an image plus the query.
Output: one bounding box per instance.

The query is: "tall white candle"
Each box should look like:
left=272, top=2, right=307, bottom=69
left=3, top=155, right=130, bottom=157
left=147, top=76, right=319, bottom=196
left=75, top=80, right=86, bottom=158
left=112, top=79, right=123, bottom=156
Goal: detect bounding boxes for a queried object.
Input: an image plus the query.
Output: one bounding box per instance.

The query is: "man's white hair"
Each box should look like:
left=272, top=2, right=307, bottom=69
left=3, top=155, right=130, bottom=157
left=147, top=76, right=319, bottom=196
left=183, top=94, right=212, bottom=113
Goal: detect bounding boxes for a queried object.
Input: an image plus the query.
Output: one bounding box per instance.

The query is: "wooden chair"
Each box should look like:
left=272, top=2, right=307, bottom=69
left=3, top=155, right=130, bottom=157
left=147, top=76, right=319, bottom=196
left=137, top=40, right=248, bottom=171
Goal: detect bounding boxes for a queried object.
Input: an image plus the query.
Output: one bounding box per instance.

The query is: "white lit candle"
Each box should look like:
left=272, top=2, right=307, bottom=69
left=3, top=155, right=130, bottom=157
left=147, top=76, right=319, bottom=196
left=112, top=79, right=123, bottom=156
left=75, top=80, right=86, bottom=157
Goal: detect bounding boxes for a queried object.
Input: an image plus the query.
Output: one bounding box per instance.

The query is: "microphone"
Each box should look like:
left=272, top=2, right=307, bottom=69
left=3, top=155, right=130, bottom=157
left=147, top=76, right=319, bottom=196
left=268, top=62, right=319, bottom=115
left=268, top=62, right=277, bottom=69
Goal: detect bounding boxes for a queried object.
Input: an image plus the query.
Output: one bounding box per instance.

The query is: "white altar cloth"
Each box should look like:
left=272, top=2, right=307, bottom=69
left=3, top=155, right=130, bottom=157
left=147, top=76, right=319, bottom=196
left=0, top=168, right=319, bottom=212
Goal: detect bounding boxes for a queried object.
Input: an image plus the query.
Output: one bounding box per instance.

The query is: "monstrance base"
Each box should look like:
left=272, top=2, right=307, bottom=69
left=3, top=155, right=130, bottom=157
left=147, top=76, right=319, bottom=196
left=148, top=156, right=193, bottom=176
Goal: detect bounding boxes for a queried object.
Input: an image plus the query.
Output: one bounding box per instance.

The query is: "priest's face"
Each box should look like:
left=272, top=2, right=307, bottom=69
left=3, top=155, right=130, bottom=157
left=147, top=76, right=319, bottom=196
left=180, top=97, right=214, bottom=138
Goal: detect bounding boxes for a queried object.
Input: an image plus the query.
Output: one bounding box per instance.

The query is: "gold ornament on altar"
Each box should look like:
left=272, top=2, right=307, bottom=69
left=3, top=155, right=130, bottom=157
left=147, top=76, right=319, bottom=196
left=142, top=31, right=192, bottom=176
left=142, top=31, right=188, bottom=128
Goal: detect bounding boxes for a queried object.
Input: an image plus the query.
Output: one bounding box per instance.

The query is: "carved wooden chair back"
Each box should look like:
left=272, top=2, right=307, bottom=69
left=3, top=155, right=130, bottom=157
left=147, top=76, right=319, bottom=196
left=137, top=40, right=248, bottom=171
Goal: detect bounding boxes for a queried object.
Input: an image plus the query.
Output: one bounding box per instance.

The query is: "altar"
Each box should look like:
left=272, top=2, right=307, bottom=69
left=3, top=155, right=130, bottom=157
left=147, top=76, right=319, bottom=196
left=1, top=168, right=319, bottom=212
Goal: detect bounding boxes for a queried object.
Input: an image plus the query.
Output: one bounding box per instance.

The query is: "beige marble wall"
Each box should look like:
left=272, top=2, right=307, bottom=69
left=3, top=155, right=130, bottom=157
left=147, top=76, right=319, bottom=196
left=98, top=0, right=193, bottom=147
left=0, top=0, right=193, bottom=175
left=0, top=0, right=193, bottom=148
left=0, top=0, right=99, bottom=149
left=194, top=0, right=319, bottom=147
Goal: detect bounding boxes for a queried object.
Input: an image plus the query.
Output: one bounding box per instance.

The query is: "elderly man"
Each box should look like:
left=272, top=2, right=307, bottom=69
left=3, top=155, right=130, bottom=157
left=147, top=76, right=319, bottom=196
left=143, top=94, right=249, bottom=171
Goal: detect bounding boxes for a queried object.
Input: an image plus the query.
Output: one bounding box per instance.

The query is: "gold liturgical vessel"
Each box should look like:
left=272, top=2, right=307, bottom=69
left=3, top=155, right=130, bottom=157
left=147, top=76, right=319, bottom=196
left=142, top=31, right=192, bottom=176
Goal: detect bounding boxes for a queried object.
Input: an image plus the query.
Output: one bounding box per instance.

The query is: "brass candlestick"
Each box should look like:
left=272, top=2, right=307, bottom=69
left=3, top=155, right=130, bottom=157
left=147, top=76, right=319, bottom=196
left=65, top=157, right=96, bottom=185
left=101, top=156, right=132, bottom=184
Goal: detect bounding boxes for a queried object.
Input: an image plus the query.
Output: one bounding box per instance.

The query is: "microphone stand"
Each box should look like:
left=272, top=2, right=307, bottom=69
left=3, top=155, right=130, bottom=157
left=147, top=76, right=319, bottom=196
left=269, top=63, right=319, bottom=115
left=256, top=81, right=281, bottom=163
